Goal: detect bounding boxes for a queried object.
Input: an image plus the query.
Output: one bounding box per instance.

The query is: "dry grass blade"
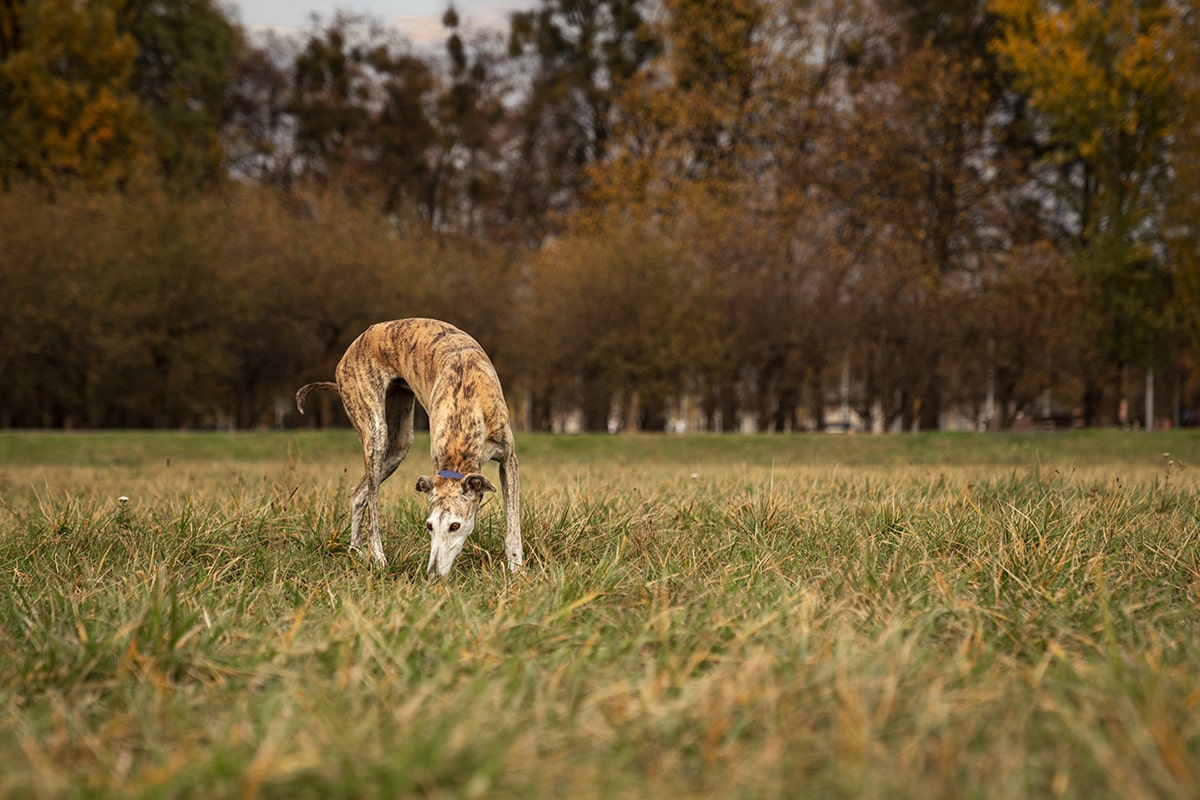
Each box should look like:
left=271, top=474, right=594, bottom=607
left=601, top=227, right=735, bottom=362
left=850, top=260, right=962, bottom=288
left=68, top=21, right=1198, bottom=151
left=1, top=430, right=1199, bottom=798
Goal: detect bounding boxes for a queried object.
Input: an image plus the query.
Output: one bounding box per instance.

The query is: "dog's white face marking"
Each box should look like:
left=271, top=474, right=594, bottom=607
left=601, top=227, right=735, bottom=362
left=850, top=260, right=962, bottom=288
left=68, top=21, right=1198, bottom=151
left=425, top=505, right=475, bottom=578
left=416, top=472, right=497, bottom=577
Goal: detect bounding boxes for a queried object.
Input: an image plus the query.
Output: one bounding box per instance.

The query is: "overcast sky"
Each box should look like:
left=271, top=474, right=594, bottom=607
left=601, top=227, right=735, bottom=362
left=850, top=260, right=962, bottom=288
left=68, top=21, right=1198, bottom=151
left=225, top=0, right=530, bottom=45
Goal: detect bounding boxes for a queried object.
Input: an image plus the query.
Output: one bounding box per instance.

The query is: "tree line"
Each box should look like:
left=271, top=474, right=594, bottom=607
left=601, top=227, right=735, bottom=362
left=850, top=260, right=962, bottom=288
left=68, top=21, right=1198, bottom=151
left=2, top=0, right=1199, bottom=431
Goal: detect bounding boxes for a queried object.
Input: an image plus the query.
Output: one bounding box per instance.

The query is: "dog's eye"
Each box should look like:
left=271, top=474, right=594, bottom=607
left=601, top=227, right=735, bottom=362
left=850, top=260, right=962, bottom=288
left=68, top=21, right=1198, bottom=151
left=426, top=522, right=433, bottom=533
left=449, top=522, right=461, bottom=532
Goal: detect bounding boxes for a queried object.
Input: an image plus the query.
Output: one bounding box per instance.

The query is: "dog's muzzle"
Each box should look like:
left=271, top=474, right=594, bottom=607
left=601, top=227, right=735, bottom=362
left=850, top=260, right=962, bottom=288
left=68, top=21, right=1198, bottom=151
left=426, top=547, right=457, bottom=579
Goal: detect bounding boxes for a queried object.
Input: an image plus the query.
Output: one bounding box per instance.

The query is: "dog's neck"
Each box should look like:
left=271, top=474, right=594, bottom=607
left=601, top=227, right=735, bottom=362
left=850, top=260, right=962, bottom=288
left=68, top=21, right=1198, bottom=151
left=435, top=453, right=482, bottom=477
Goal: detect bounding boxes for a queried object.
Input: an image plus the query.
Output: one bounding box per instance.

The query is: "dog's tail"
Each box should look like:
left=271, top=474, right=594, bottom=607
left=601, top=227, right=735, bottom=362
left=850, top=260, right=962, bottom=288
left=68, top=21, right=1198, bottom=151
left=296, top=381, right=339, bottom=414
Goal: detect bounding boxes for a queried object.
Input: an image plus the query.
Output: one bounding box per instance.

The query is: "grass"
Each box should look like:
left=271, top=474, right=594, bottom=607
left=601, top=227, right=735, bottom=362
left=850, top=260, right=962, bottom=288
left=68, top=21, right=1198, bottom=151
left=1, top=430, right=1199, bottom=798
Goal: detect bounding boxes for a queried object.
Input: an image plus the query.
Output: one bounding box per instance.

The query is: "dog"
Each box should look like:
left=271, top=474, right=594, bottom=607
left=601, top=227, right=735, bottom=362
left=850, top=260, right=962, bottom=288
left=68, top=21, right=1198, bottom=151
left=296, top=318, right=522, bottom=577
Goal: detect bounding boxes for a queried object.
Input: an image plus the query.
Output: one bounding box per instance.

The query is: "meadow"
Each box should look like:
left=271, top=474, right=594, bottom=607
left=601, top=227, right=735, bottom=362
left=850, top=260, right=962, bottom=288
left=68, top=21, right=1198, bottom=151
left=1, top=429, right=1198, bottom=798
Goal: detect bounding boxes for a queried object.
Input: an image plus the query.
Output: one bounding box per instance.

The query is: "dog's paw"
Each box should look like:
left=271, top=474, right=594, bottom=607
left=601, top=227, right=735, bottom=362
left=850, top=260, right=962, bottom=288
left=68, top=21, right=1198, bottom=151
left=344, top=543, right=372, bottom=562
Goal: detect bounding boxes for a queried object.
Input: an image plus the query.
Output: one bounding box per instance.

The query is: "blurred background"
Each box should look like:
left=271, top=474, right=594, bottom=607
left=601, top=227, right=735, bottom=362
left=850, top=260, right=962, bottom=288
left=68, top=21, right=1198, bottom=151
left=1, top=0, right=1197, bottom=433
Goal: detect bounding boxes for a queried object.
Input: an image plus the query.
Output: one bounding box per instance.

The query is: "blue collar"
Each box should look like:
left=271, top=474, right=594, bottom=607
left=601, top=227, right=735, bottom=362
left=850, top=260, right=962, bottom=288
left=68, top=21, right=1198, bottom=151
left=438, top=469, right=465, bottom=480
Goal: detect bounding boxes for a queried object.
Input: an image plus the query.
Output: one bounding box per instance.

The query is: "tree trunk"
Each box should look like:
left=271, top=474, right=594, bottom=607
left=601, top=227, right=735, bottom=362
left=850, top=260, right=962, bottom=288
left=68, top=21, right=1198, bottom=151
left=580, top=370, right=610, bottom=432
left=918, top=380, right=941, bottom=431
left=809, top=367, right=828, bottom=432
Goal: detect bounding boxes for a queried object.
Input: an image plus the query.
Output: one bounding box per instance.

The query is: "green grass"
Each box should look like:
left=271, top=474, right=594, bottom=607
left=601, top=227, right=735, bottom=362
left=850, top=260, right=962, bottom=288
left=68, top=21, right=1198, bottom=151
left=2, top=430, right=1199, bottom=798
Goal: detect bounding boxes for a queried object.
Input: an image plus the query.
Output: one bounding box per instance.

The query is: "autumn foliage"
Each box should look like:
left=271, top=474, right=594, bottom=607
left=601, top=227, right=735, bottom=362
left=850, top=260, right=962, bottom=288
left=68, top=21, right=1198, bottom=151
left=1, top=0, right=1199, bottom=431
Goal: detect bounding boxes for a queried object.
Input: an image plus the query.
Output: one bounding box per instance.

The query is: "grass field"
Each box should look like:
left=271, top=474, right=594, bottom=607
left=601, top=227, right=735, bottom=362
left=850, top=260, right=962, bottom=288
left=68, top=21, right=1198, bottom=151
left=1, top=430, right=1199, bottom=798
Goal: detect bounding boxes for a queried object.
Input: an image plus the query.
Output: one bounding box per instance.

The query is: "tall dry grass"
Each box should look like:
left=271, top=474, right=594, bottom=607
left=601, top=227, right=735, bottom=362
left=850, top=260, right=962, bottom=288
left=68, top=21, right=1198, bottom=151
left=1, top=431, right=1198, bottom=798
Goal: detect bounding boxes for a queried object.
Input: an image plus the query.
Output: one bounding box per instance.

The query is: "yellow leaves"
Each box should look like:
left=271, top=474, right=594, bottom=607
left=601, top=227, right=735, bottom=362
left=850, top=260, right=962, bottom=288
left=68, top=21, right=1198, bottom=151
left=0, top=0, right=148, bottom=187
left=584, top=1, right=777, bottom=231
left=988, top=0, right=1037, bottom=28
left=989, top=0, right=1180, bottom=173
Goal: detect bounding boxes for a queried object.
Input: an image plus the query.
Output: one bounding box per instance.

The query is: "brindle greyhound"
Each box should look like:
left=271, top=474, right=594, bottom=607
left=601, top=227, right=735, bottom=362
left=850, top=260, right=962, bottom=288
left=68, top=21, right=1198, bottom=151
left=296, top=318, right=522, bottom=577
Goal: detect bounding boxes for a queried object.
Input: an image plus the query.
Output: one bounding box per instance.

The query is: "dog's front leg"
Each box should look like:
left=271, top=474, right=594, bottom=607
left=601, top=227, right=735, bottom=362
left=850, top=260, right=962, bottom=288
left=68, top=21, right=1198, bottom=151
left=348, top=475, right=369, bottom=555
left=500, top=449, right=523, bottom=572
left=365, top=484, right=386, bottom=567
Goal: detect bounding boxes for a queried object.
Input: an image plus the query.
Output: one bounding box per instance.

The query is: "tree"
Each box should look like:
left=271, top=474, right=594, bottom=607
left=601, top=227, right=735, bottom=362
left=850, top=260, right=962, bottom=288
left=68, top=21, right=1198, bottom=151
left=121, top=0, right=239, bottom=189
left=221, top=32, right=294, bottom=184
left=521, top=225, right=718, bottom=431
left=582, top=0, right=777, bottom=430
left=991, top=0, right=1184, bottom=422
left=286, top=13, right=518, bottom=230
left=367, top=44, right=439, bottom=216
left=589, top=0, right=769, bottom=212
left=1165, top=6, right=1200, bottom=403
left=505, top=0, right=656, bottom=244
left=979, top=242, right=1091, bottom=428
left=426, top=8, right=510, bottom=235
left=0, top=0, right=241, bottom=190
left=288, top=16, right=386, bottom=193
left=0, top=0, right=148, bottom=188
left=1, top=0, right=21, bottom=61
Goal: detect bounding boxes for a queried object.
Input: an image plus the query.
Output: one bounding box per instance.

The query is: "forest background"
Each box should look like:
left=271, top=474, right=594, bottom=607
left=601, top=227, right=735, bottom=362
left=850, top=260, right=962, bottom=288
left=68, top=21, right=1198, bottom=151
left=2, top=0, right=1199, bottom=434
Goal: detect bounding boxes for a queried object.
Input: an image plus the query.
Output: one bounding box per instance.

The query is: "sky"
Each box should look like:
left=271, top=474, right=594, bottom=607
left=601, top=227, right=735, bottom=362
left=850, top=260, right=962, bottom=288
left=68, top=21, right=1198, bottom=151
left=225, top=0, right=530, bottom=45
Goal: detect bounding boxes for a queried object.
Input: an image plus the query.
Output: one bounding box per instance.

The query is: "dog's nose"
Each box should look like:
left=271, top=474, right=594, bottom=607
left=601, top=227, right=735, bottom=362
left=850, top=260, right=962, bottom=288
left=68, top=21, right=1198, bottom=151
left=426, top=551, right=448, bottom=579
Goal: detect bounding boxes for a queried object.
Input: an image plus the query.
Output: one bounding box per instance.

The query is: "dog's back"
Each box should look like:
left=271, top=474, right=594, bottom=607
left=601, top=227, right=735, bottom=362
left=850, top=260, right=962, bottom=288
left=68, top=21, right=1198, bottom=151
left=338, top=319, right=511, bottom=461
left=337, top=319, right=497, bottom=404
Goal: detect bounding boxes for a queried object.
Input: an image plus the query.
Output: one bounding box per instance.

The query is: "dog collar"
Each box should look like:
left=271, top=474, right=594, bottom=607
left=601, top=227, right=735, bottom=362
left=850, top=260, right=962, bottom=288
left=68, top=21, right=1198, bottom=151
left=438, top=469, right=465, bottom=480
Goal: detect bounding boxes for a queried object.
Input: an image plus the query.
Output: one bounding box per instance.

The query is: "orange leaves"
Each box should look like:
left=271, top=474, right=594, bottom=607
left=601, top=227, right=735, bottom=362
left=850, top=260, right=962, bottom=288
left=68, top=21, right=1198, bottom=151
left=585, top=0, right=775, bottom=227
left=989, top=0, right=1178, bottom=167
left=990, top=0, right=1194, bottom=370
left=0, top=0, right=147, bottom=187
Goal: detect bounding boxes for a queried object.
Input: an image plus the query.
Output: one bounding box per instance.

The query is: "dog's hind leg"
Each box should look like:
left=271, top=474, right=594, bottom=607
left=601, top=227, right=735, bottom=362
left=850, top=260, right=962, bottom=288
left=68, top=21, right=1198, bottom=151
left=347, top=431, right=388, bottom=567
left=346, top=425, right=389, bottom=567
left=340, top=374, right=391, bottom=568
left=356, top=385, right=417, bottom=564
left=342, top=383, right=414, bottom=568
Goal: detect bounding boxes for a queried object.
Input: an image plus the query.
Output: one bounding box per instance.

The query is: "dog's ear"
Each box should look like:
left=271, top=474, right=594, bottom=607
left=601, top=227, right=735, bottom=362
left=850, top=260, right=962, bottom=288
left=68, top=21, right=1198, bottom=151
left=462, top=473, right=497, bottom=496
left=415, top=476, right=435, bottom=494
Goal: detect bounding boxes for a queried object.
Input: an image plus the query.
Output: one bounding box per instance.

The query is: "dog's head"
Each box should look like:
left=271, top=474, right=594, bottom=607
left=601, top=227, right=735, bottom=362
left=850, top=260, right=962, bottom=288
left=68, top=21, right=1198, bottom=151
left=415, top=470, right=497, bottom=577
